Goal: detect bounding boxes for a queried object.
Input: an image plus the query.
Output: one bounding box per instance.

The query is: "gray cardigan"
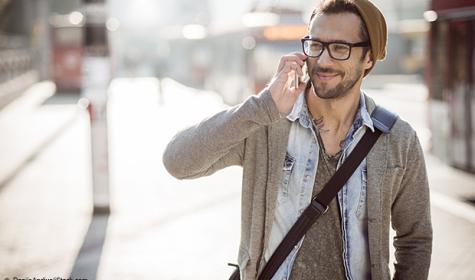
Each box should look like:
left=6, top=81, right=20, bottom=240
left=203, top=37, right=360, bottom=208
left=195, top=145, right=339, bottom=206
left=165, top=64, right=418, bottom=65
left=163, top=89, right=432, bottom=280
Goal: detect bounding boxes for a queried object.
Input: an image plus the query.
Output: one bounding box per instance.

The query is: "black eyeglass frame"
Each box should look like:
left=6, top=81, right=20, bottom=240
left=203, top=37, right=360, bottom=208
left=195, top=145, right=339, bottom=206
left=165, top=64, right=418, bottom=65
left=300, top=36, right=370, bottom=61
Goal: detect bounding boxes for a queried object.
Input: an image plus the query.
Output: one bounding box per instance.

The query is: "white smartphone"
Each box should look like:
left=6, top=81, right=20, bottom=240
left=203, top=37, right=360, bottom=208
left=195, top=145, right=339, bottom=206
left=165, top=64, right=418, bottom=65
left=293, top=63, right=310, bottom=89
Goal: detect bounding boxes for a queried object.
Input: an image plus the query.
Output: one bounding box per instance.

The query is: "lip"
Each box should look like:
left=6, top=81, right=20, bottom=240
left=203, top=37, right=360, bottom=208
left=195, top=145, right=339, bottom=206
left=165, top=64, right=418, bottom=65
left=316, top=72, right=339, bottom=81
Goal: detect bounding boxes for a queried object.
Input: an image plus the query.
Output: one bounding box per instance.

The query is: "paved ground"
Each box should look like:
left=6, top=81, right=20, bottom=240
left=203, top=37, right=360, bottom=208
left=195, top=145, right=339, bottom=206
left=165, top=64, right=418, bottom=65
left=0, top=77, right=474, bottom=279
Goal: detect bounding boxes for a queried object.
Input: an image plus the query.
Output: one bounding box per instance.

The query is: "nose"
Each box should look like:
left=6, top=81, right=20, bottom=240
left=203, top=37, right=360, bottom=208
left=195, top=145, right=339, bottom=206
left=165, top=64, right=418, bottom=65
left=317, top=46, right=334, bottom=66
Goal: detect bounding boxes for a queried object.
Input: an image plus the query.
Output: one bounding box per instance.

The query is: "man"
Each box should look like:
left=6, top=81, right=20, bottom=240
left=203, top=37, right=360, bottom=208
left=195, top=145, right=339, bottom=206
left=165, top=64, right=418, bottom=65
left=163, top=0, right=432, bottom=279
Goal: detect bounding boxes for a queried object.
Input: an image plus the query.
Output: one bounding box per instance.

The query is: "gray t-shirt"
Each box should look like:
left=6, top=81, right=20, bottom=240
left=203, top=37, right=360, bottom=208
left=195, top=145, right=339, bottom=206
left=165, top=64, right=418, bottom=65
left=289, top=133, right=346, bottom=280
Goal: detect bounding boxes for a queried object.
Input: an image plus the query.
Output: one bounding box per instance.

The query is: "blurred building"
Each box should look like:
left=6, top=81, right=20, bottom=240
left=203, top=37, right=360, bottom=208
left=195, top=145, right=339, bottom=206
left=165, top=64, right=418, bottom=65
left=0, top=0, right=49, bottom=107
left=426, top=0, right=475, bottom=173
left=0, top=0, right=85, bottom=106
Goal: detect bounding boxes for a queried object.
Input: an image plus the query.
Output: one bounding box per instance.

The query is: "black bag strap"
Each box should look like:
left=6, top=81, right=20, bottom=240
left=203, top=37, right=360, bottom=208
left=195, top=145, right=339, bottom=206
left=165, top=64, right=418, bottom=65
left=257, top=105, right=397, bottom=280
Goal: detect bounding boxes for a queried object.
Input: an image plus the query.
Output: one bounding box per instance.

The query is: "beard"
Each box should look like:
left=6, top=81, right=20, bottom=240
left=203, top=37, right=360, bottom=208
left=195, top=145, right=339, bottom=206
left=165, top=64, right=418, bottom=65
left=309, top=65, right=363, bottom=100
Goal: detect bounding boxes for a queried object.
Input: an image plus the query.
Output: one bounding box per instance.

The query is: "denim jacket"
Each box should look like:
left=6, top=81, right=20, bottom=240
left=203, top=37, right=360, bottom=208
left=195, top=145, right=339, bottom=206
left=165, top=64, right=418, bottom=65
left=264, top=91, right=375, bottom=280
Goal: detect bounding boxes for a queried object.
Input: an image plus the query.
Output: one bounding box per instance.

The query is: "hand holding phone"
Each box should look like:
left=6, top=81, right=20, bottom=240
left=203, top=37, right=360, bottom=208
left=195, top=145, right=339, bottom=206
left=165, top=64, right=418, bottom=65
left=293, top=63, right=309, bottom=89
left=269, top=52, right=307, bottom=115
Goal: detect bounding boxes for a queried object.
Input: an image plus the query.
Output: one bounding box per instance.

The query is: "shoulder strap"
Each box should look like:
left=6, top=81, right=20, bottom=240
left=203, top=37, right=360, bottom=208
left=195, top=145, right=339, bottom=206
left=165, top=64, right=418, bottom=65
left=257, top=105, right=398, bottom=280
left=371, top=105, right=398, bottom=134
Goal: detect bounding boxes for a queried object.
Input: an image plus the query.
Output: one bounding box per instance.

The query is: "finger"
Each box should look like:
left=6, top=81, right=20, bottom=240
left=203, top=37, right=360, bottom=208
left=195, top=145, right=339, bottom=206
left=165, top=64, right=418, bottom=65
left=278, top=61, right=305, bottom=88
left=282, top=56, right=305, bottom=67
left=290, top=78, right=308, bottom=95
left=293, top=52, right=307, bottom=61
left=293, top=62, right=304, bottom=76
left=277, top=58, right=293, bottom=72
left=293, top=71, right=299, bottom=89
left=289, top=70, right=299, bottom=89
left=286, top=61, right=304, bottom=78
left=286, top=52, right=307, bottom=62
left=280, top=61, right=301, bottom=75
left=280, top=63, right=293, bottom=75
left=278, top=54, right=306, bottom=69
left=272, top=64, right=292, bottom=86
left=285, top=67, right=301, bottom=88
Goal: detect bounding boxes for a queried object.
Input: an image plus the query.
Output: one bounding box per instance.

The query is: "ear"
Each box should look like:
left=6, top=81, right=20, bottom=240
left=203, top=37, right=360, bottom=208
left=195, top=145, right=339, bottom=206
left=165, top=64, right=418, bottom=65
left=363, top=50, right=374, bottom=71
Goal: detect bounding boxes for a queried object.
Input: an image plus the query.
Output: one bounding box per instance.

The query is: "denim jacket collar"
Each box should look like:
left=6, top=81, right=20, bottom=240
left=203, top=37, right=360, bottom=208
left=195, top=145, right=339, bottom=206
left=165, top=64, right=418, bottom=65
left=286, top=90, right=375, bottom=135
left=286, top=91, right=312, bottom=128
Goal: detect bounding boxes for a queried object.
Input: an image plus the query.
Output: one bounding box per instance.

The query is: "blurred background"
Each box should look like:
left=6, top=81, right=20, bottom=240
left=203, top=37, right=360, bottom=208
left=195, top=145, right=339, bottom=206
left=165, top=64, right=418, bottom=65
left=0, top=0, right=474, bottom=279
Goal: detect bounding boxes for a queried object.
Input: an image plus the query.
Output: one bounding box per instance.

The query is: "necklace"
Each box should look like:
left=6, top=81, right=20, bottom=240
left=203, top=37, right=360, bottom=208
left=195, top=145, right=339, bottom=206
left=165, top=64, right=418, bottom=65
left=317, top=137, right=339, bottom=174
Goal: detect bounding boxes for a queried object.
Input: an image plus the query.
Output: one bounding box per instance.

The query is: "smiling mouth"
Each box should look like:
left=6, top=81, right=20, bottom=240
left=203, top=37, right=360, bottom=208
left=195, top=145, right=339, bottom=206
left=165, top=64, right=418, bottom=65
left=316, top=72, right=339, bottom=81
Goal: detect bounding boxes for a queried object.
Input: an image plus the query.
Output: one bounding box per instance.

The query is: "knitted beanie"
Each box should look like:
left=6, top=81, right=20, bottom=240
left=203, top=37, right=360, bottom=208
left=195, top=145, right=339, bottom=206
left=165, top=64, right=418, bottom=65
left=352, top=0, right=387, bottom=61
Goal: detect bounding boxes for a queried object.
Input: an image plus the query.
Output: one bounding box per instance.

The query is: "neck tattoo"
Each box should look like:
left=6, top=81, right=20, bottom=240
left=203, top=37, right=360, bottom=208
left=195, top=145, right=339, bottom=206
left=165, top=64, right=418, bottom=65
left=312, top=116, right=330, bottom=134
left=312, top=117, right=347, bottom=150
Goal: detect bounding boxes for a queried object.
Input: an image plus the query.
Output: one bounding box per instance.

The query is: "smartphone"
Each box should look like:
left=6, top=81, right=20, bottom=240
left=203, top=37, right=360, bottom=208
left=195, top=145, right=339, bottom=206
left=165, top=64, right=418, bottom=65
left=293, top=63, right=310, bottom=89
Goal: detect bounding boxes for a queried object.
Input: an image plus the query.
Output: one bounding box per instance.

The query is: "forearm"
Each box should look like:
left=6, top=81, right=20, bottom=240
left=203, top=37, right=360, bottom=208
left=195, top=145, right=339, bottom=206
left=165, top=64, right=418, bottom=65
left=162, top=89, right=281, bottom=179
left=392, top=132, right=432, bottom=279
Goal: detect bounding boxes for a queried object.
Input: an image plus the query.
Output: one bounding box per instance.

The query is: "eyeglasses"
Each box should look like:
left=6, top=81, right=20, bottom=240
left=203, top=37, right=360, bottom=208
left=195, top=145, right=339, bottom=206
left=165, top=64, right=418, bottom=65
left=301, top=36, right=369, bottom=61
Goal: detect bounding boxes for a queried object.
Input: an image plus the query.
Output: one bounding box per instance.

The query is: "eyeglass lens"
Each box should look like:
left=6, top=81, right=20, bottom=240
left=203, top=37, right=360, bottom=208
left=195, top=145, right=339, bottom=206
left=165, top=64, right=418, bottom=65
left=304, top=41, right=350, bottom=60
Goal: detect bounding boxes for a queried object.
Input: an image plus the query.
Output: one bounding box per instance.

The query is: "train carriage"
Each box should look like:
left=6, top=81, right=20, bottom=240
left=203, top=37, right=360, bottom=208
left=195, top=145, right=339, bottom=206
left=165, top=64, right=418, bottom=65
left=426, top=0, right=475, bottom=173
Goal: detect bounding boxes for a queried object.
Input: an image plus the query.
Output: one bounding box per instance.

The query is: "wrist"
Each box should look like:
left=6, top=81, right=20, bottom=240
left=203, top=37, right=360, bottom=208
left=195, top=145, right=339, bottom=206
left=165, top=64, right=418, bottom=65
left=260, top=88, right=285, bottom=122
